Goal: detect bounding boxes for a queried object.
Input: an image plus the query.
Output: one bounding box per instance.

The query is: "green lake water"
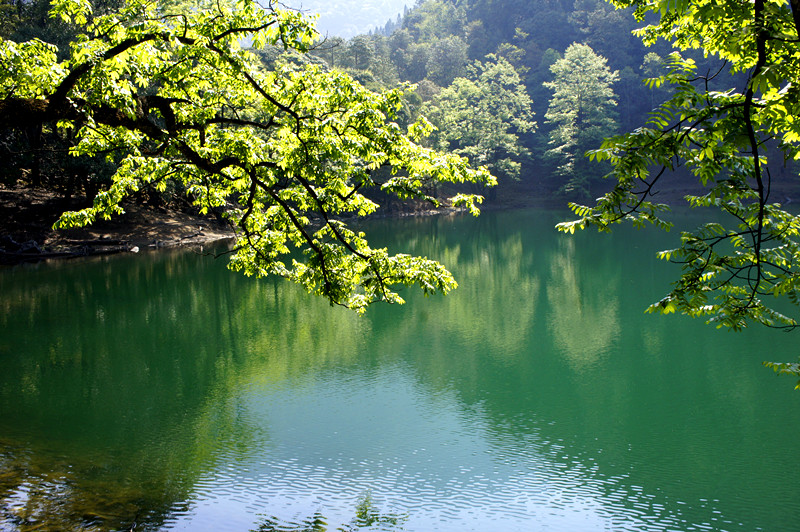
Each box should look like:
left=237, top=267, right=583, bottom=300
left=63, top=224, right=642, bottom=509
left=1, top=208, right=799, bottom=531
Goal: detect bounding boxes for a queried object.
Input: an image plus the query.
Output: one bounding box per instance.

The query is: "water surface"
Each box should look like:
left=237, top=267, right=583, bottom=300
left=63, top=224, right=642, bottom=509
left=1, top=208, right=798, bottom=531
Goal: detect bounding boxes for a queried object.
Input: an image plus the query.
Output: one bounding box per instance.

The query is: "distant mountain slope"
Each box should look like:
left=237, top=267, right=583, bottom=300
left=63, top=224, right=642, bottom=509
left=283, top=0, right=408, bottom=37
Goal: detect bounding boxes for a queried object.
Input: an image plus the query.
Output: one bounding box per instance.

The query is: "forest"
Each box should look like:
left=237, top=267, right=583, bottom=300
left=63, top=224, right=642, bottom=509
left=4, top=1, right=800, bottom=529
left=0, top=0, right=669, bottom=313
left=320, top=0, right=677, bottom=199
left=0, top=0, right=681, bottom=209
left=3, top=0, right=800, bottom=335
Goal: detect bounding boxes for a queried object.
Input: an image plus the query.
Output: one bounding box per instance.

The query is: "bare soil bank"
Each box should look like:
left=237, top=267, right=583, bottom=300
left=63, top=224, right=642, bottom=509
left=0, top=186, right=470, bottom=264
left=0, top=186, right=234, bottom=264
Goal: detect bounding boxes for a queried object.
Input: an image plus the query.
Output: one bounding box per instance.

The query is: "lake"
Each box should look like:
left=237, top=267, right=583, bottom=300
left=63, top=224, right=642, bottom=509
left=1, top=208, right=799, bottom=531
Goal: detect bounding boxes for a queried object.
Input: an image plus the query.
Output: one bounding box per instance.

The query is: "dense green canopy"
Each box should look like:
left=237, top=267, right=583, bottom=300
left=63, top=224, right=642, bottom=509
left=0, top=0, right=493, bottom=313
left=544, top=42, right=618, bottom=197
left=422, top=54, right=535, bottom=182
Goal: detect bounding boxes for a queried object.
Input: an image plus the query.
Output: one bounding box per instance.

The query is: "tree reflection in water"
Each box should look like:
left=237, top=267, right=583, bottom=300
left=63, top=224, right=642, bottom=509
left=1, top=210, right=800, bottom=530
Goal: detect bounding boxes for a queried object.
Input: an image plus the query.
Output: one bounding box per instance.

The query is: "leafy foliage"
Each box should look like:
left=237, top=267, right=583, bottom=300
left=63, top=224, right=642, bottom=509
left=0, top=0, right=493, bottom=313
left=422, top=54, right=535, bottom=182
left=544, top=42, right=618, bottom=197
left=556, top=0, right=800, bottom=382
left=764, top=360, right=800, bottom=390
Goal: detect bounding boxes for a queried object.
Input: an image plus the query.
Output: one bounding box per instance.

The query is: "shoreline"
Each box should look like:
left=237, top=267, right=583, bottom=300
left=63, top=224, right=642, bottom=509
left=0, top=185, right=236, bottom=265
left=3, top=180, right=786, bottom=266
left=0, top=185, right=557, bottom=266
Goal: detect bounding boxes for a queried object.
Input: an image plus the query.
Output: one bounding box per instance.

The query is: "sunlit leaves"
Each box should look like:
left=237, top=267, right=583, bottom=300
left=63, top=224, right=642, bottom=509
left=561, top=0, right=800, bottom=360
left=50, top=0, right=92, bottom=25
left=0, top=39, right=63, bottom=97
left=1, top=0, right=493, bottom=313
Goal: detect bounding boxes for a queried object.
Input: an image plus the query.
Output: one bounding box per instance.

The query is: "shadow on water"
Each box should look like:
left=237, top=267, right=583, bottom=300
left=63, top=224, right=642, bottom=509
left=0, top=209, right=799, bottom=530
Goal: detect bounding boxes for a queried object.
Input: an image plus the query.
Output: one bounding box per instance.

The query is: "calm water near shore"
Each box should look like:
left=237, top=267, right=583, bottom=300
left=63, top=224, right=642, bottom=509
left=1, top=208, right=799, bottom=531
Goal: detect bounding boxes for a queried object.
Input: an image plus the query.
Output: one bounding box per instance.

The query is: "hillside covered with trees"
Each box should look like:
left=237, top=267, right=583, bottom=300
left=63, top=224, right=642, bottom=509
left=309, top=0, right=683, bottom=201
left=0, top=0, right=683, bottom=277
left=0, top=0, right=684, bottom=216
left=312, top=0, right=798, bottom=205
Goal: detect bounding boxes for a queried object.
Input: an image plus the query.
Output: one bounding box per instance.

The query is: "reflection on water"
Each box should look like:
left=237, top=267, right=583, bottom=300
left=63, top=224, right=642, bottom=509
left=1, top=209, right=799, bottom=531
left=546, top=236, right=620, bottom=371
